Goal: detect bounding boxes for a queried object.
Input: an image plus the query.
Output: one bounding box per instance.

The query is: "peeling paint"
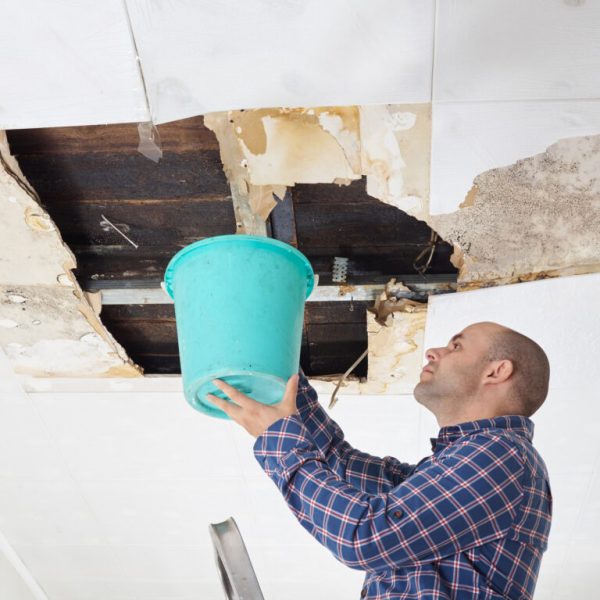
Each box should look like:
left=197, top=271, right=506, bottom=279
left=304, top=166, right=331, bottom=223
left=430, top=134, right=600, bottom=287
left=0, top=132, right=141, bottom=377
left=205, top=104, right=431, bottom=222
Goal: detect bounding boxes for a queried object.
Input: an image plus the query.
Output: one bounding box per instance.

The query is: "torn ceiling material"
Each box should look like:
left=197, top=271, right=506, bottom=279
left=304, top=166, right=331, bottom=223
left=204, top=104, right=431, bottom=222
left=0, top=132, right=140, bottom=377
left=430, top=134, right=600, bottom=289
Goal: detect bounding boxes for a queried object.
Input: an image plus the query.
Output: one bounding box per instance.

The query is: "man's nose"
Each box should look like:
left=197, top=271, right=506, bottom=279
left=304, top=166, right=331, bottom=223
left=425, top=347, right=444, bottom=362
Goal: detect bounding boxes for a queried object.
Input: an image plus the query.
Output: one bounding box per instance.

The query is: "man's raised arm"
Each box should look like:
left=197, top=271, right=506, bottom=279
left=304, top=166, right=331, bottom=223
left=294, top=367, right=416, bottom=494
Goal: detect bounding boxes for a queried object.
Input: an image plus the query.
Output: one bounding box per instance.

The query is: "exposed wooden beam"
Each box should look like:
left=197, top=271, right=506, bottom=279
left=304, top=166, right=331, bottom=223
left=269, top=189, right=298, bottom=247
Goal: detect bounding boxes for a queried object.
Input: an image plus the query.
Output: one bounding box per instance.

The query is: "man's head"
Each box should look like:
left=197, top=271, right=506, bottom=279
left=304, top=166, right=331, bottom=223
left=414, top=322, right=550, bottom=427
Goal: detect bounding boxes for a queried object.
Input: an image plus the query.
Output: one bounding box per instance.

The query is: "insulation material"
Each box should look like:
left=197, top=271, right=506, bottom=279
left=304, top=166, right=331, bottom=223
left=205, top=104, right=431, bottom=220
left=0, top=133, right=140, bottom=377
left=429, top=134, right=600, bottom=288
left=125, top=0, right=434, bottom=124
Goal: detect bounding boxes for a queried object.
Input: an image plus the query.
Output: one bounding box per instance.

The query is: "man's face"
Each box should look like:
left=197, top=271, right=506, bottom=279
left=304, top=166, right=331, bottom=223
left=414, top=323, right=498, bottom=408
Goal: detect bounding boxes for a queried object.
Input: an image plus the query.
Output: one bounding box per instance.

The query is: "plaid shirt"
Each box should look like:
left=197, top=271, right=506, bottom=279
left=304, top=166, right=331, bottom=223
left=253, top=371, right=552, bottom=599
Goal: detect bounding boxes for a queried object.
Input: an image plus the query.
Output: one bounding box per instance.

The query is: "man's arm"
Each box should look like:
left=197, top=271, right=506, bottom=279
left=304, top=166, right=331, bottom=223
left=295, top=368, right=416, bottom=494
left=253, top=413, right=524, bottom=572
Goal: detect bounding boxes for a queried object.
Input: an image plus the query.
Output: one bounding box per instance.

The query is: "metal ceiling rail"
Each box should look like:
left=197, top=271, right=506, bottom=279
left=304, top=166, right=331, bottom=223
left=90, top=275, right=456, bottom=305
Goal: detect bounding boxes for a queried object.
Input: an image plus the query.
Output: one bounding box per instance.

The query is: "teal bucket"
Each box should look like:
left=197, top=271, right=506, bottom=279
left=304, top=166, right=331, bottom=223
left=164, top=235, right=315, bottom=419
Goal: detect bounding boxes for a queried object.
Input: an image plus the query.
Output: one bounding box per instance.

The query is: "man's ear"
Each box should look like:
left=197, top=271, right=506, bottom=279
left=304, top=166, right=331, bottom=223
left=483, top=359, right=514, bottom=386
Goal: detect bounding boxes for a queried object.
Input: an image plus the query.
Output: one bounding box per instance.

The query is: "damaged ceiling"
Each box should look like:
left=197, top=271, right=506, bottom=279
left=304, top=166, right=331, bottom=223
left=2, top=0, right=600, bottom=390
left=1, top=2, right=600, bottom=599
left=2, top=115, right=455, bottom=381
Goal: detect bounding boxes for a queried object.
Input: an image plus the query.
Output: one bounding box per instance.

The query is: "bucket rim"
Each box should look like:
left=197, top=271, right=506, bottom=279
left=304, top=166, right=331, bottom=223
left=163, top=234, right=315, bottom=299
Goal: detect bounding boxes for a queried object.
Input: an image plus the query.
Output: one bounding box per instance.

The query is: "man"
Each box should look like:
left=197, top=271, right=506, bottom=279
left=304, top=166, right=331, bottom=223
left=208, top=321, right=552, bottom=599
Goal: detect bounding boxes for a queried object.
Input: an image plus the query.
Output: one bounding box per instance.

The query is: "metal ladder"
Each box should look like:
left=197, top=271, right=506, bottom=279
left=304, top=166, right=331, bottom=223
left=209, top=517, right=265, bottom=600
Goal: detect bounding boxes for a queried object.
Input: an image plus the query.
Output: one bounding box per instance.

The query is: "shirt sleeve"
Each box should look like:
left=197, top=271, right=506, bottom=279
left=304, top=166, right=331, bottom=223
left=294, top=367, right=416, bottom=494
left=253, top=415, right=525, bottom=572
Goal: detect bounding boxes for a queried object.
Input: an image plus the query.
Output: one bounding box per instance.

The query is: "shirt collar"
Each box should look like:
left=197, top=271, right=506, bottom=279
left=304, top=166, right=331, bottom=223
left=429, top=415, right=534, bottom=453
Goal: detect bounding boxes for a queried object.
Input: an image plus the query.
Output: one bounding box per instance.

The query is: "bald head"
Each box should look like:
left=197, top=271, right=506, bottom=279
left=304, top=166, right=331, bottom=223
left=485, top=324, right=550, bottom=417
left=415, top=321, right=550, bottom=425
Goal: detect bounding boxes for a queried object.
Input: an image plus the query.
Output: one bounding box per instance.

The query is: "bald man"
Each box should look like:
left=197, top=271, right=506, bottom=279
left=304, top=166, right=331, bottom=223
left=210, top=321, right=552, bottom=599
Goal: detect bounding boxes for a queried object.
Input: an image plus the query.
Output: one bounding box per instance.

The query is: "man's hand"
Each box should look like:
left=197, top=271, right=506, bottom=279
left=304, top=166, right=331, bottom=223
left=207, top=374, right=300, bottom=438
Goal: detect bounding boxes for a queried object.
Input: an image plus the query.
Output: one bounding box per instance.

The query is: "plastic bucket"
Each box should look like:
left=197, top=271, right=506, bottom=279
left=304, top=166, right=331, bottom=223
left=164, top=234, right=315, bottom=419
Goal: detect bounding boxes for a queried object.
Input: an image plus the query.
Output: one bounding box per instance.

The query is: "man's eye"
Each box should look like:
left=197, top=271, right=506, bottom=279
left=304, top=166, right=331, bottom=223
left=453, top=343, right=460, bottom=350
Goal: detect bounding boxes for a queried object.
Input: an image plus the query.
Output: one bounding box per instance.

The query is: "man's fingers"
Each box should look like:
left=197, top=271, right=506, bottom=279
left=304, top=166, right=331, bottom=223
left=206, top=392, right=241, bottom=417
left=211, top=379, right=254, bottom=407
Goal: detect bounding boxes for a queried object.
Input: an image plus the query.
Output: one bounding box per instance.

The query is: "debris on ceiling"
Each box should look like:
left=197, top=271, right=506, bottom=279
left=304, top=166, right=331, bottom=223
left=0, top=133, right=140, bottom=377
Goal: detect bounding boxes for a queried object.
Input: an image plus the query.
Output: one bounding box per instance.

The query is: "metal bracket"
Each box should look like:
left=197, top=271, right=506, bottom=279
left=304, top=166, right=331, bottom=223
left=332, top=256, right=349, bottom=283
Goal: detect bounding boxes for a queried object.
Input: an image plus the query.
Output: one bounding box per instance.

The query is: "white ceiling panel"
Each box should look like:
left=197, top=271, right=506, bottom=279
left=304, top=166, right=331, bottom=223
left=30, top=392, right=241, bottom=481
left=110, top=543, right=217, bottom=581
left=125, top=0, right=435, bottom=123
left=77, top=479, right=250, bottom=545
left=430, top=100, right=600, bottom=214
left=434, top=0, right=600, bottom=102
left=31, top=577, right=219, bottom=600
left=0, top=0, right=149, bottom=129
left=12, top=545, right=123, bottom=584
left=0, top=392, right=71, bottom=482
left=0, top=481, right=106, bottom=546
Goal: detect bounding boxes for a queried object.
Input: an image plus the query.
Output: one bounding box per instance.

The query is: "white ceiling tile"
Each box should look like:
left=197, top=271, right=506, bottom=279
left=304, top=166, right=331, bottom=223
left=26, top=576, right=221, bottom=600
left=126, top=0, right=434, bottom=123
left=237, top=477, right=317, bottom=547
left=13, top=545, right=123, bottom=583
left=90, top=579, right=221, bottom=600
left=30, top=577, right=126, bottom=600
left=430, top=100, right=600, bottom=214
left=79, top=479, right=250, bottom=545
left=251, top=542, right=358, bottom=583
left=0, top=0, right=149, bottom=129
left=110, top=544, right=217, bottom=581
left=31, top=392, right=240, bottom=481
left=434, top=0, right=600, bottom=102
left=0, top=397, right=70, bottom=482
left=0, top=482, right=106, bottom=546
left=261, top=573, right=366, bottom=600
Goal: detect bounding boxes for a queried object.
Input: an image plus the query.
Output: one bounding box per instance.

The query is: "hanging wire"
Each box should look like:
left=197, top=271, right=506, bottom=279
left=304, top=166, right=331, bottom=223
left=413, top=230, right=438, bottom=279
left=328, top=347, right=369, bottom=409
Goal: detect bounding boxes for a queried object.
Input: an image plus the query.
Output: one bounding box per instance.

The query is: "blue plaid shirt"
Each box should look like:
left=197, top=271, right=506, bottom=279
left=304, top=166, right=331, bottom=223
left=253, top=371, right=552, bottom=599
